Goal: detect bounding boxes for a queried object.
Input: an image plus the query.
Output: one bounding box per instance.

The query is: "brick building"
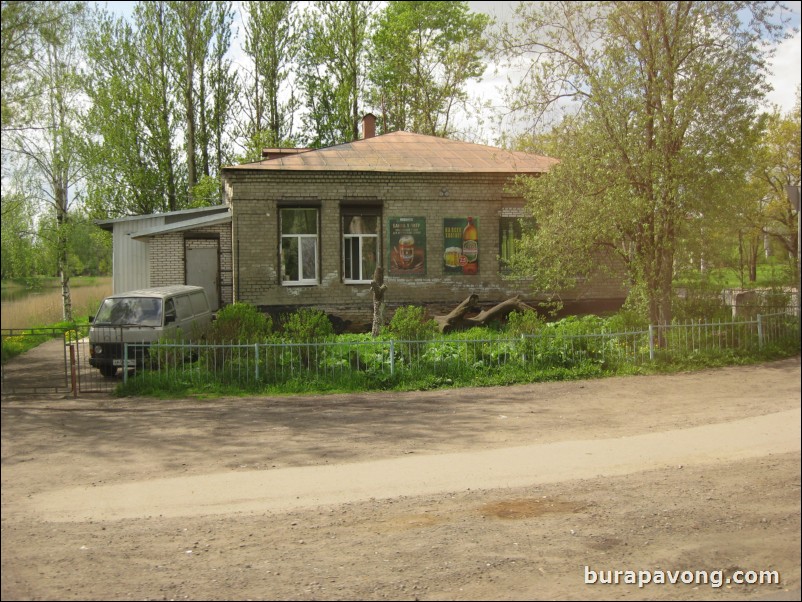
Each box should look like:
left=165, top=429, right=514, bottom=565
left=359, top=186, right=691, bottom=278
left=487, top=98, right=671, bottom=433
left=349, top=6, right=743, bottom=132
left=220, top=116, right=627, bottom=329
left=96, top=206, right=232, bottom=311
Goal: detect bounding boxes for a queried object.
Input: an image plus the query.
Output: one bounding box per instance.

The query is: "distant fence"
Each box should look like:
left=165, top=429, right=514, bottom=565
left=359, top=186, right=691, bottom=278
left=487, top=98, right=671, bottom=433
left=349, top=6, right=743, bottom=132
left=121, top=312, right=800, bottom=389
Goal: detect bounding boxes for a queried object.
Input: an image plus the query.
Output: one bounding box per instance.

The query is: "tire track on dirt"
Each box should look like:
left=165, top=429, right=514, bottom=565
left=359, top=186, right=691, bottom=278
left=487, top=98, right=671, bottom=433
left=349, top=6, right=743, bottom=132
left=22, top=408, right=801, bottom=522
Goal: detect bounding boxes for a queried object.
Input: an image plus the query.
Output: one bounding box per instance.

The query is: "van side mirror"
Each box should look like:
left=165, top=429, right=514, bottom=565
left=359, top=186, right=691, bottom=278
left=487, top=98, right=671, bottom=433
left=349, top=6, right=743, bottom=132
left=88, top=315, right=94, bottom=323
left=165, top=313, right=176, bottom=324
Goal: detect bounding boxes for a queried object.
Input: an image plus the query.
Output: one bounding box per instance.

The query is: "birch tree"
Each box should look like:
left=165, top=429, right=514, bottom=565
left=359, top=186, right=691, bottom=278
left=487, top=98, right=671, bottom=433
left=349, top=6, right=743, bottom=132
left=4, top=1, right=88, bottom=320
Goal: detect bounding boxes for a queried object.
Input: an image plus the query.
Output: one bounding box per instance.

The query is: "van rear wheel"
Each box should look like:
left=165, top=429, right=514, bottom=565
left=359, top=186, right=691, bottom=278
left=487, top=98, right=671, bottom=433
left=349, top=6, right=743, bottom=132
left=99, top=365, right=118, bottom=378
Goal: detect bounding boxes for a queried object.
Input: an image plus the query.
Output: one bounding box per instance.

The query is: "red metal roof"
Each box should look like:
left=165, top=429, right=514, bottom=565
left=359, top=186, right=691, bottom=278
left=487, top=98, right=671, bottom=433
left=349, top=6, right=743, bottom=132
left=227, top=131, right=557, bottom=174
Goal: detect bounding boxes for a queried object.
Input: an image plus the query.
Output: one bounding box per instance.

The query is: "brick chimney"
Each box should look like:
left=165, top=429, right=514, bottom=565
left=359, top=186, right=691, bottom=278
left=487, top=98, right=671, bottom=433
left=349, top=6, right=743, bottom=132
left=361, top=113, right=376, bottom=139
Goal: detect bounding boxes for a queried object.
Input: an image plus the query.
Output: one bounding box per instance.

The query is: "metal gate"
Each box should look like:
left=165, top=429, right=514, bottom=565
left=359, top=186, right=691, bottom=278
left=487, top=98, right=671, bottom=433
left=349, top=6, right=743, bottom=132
left=1, top=328, right=119, bottom=396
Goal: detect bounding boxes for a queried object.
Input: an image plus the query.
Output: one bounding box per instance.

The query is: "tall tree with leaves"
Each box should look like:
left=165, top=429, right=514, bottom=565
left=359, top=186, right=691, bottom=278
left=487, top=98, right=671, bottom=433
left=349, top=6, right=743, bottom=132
left=756, top=93, right=801, bottom=271
left=168, top=1, right=212, bottom=196
left=204, top=1, right=238, bottom=187
left=1, top=1, right=82, bottom=129
left=240, top=1, right=299, bottom=159
left=139, top=0, right=182, bottom=212
left=84, top=1, right=236, bottom=214
left=0, top=188, right=38, bottom=278
left=82, top=2, right=183, bottom=215
left=189, top=0, right=238, bottom=204
left=368, top=1, right=490, bottom=137
left=298, top=0, right=375, bottom=147
left=168, top=0, right=236, bottom=203
left=499, top=1, right=789, bottom=326
left=4, top=1, right=89, bottom=320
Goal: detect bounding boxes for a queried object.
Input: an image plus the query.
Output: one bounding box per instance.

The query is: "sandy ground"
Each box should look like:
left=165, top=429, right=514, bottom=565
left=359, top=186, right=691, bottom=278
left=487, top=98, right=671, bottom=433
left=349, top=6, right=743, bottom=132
left=1, top=357, right=800, bottom=601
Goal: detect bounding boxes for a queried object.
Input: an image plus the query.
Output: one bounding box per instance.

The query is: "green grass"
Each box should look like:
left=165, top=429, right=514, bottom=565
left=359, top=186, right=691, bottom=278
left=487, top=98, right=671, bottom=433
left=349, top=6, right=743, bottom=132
left=1, top=275, right=107, bottom=292
left=115, top=360, right=612, bottom=398
left=115, top=346, right=800, bottom=399
left=675, top=260, right=796, bottom=289
left=6, top=305, right=798, bottom=398
left=115, top=327, right=801, bottom=399
left=1, top=319, right=90, bottom=364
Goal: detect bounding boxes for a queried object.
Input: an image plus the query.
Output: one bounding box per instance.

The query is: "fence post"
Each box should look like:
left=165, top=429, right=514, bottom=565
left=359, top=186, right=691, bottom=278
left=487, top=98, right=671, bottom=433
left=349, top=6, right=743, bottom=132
left=390, top=340, right=395, bottom=375
left=757, top=314, right=764, bottom=348
left=648, top=324, right=655, bottom=361
left=254, top=343, right=259, bottom=382
left=123, top=343, right=128, bottom=383
left=69, top=342, right=78, bottom=398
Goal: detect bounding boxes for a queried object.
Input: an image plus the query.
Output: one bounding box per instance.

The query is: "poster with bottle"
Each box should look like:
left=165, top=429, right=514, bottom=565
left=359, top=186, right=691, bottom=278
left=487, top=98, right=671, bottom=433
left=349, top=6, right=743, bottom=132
left=388, top=217, right=426, bottom=276
left=443, top=217, right=479, bottom=275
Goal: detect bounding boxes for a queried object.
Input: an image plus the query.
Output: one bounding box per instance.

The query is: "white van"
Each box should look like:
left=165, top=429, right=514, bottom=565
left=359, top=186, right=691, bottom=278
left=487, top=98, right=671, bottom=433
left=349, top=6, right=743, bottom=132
left=89, top=285, right=212, bottom=377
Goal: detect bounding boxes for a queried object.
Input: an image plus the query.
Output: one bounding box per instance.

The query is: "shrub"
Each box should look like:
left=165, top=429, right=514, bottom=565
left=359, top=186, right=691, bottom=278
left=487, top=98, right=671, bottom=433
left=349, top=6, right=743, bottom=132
left=387, top=306, right=438, bottom=341
left=672, top=282, right=731, bottom=322
left=604, top=309, right=648, bottom=332
left=281, top=307, right=334, bottom=342
left=505, top=309, right=545, bottom=336
left=210, top=303, right=273, bottom=343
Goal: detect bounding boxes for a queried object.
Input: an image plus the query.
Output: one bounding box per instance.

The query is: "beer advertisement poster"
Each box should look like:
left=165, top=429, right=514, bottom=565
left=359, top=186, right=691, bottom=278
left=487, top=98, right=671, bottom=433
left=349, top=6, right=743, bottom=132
left=388, top=217, right=426, bottom=276
left=443, top=217, right=479, bottom=275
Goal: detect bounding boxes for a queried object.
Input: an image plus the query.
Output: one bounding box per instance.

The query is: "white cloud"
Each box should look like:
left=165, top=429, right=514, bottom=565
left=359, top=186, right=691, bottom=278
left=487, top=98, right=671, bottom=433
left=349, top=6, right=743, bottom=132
left=765, top=28, right=801, bottom=112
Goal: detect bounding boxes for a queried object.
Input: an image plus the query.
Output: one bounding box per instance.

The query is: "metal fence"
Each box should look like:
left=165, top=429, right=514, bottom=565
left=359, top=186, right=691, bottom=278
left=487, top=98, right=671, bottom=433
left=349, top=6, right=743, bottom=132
left=121, top=312, right=800, bottom=389
left=1, top=326, right=119, bottom=395
left=2, top=313, right=798, bottom=396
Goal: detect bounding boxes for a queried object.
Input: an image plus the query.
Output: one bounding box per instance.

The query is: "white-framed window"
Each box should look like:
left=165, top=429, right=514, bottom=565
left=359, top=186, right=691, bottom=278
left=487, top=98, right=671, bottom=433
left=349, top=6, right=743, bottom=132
left=343, top=213, right=379, bottom=283
left=281, top=208, right=318, bottom=285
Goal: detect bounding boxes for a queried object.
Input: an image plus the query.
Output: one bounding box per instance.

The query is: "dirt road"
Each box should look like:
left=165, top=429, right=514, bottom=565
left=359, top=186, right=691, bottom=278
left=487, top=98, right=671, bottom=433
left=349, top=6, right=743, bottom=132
left=2, top=357, right=800, bottom=600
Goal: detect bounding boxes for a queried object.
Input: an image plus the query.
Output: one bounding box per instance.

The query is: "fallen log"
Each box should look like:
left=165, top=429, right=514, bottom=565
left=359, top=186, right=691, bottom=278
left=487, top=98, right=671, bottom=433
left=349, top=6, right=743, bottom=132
left=434, top=294, right=537, bottom=333
left=433, top=293, right=479, bottom=333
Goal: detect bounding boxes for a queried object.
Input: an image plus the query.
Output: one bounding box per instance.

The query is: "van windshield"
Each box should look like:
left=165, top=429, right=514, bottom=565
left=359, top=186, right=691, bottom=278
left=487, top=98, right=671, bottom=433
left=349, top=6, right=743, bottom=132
left=94, top=297, right=163, bottom=327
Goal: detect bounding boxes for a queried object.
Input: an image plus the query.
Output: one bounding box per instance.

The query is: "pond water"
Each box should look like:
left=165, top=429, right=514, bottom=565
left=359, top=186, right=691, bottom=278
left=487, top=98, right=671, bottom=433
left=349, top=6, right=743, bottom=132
left=1, top=279, right=112, bottom=330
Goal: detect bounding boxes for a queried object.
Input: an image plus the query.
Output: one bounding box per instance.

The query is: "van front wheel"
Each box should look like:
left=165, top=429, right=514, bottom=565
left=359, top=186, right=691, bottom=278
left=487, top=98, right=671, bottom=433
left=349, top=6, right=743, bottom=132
left=99, top=365, right=118, bottom=378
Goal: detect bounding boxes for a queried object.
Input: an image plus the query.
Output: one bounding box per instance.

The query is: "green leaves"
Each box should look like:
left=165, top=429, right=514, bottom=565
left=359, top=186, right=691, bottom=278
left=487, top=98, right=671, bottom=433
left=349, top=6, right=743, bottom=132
left=367, top=1, right=491, bottom=137
left=500, top=1, right=790, bottom=324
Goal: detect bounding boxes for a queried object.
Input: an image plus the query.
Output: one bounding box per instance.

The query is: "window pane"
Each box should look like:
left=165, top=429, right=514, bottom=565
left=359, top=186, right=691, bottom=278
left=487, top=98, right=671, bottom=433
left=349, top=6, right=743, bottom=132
left=361, top=236, right=377, bottom=281
left=344, top=237, right=359, bottom=280
left=499, top=217, right=535, bottom=266
left=343, top=215, right=377, bottom=234
left=301, top=237, right=317, bottom=280
left=282, top=209, right=317, bottom=234
left=175, top=295, right=193, bottom=320
left=282, top=237, right=299, bottom=281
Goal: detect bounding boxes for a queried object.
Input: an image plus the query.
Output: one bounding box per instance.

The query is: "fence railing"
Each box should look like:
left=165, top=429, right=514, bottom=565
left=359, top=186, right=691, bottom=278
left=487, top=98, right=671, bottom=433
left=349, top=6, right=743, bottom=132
left=122, top=313, right=800, bottom=389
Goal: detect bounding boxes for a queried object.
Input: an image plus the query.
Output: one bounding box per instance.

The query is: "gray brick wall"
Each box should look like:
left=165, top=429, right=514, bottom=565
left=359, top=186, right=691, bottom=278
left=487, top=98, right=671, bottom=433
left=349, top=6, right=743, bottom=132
left=224, top=170, right=628, bottom=324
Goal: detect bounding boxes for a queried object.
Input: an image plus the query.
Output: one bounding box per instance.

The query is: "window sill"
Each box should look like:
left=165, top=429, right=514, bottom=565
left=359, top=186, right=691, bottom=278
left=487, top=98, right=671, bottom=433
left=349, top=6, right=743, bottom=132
left=281, top=281, right=318, bottom=287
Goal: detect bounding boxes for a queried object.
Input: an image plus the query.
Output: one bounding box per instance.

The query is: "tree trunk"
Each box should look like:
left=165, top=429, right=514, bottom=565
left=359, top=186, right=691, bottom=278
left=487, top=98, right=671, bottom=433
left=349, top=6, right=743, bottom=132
left=55, top=187, right=72, bottom=322
left=185, top=57, right=197, bottom=194
left=370, top=266, right=387, bottom=337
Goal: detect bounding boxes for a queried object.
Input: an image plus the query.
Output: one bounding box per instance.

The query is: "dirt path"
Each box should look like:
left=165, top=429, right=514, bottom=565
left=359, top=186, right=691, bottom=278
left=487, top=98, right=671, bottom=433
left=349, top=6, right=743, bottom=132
left=2, top=357, right=800, bottom=600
